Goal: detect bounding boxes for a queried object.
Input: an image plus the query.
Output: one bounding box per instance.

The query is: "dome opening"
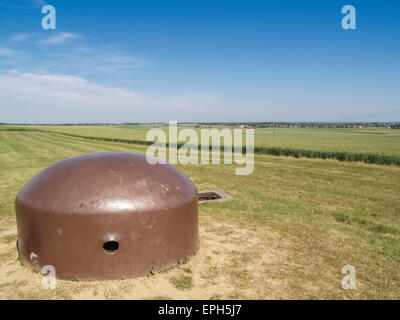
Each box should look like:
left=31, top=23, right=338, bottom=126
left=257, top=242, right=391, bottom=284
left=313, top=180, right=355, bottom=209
left=103, top=241, right=119, bottom=254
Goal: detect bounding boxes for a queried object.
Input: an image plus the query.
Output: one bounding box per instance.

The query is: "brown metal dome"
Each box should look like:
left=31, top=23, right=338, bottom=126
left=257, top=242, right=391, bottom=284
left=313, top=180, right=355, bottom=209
left=15, top=152, right=198, bottom=280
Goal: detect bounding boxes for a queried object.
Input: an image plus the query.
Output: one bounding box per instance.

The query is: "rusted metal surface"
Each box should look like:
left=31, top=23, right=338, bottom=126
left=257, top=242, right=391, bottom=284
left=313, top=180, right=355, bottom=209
left=15, top=152, right=198, bottom=280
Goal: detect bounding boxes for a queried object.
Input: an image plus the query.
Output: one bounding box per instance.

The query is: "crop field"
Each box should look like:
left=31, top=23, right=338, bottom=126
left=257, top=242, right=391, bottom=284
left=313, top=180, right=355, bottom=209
left=0, top=128, right=400, bottom=299
left=5, top=125, right=400, bottom=165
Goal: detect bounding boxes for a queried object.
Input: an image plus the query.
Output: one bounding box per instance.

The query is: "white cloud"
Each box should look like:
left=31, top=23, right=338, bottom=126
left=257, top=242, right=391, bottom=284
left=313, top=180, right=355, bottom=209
left=0, top=70, right=222, bottom=123
left=4, top=32, right=147, bottom=75
left=10, top=33, right=35, bottom=42
left=34, top=0, right=47, bottom=5
left=101, top=54, right=149, bottom=68
left=38, top=32, right=80, bottom=44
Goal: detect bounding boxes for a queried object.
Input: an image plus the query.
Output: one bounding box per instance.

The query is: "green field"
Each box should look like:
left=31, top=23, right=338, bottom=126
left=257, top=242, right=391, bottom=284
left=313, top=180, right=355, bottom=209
left=2, top=124, right=400, bottom=165
left=20, top=124, right=400, bottom=154
left=0, top=129, right=400, bottom=299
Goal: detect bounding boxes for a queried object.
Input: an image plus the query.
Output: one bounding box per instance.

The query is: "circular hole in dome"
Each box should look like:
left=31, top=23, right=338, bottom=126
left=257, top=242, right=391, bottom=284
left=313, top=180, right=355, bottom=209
left=103, top=241, right=119, bottom=254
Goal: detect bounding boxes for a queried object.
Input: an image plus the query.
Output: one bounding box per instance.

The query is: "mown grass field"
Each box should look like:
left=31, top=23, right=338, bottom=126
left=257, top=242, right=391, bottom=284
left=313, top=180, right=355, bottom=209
left=0, top=129, right=400, bottom=299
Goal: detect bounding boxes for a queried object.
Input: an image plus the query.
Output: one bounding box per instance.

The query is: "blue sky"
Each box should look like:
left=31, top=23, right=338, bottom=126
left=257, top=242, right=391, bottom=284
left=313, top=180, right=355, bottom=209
left=0, top=0, right=399, bottom=123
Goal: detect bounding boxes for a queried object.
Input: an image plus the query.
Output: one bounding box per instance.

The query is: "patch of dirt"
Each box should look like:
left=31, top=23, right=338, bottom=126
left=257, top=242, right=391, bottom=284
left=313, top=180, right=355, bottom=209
left=0, top=216, right=290, bottom=300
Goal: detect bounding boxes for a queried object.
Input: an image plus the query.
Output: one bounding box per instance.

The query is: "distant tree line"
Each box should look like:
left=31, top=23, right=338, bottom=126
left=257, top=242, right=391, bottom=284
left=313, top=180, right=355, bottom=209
left=196, top=122, right=400, bottom=129
left=1, top=122, right=399, bottom=128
